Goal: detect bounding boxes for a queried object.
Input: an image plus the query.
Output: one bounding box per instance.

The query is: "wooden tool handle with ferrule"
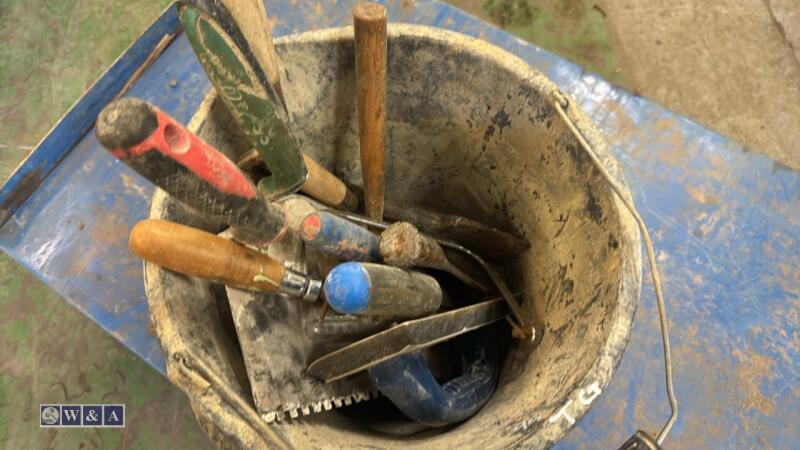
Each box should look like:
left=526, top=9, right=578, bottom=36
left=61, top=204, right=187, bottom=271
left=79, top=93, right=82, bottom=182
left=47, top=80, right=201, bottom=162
left=353, top=2, right=388, bottom=221
left=129, top=219, right=286, bottom=293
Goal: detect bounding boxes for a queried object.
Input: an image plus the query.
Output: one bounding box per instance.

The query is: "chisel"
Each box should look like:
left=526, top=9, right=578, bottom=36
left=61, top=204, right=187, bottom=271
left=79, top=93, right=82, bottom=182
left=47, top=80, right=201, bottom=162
left=307, top=298, right=509, bottom=382
left=177, top=0, right=307, bottom=199
left=354, top=2, right=387, bottom=220
left=323, top=262, right=441, bottom=318
left=380, top=221, right=488, bottom=291
left=96, top=97, right=288, bottom=247
left=129, top=219, right=321, bottom=301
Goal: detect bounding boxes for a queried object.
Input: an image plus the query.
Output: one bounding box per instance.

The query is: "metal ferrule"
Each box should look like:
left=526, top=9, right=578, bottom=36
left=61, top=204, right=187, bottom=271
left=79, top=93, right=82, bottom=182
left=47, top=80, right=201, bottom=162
left=278, top=268, right=321, bottom=302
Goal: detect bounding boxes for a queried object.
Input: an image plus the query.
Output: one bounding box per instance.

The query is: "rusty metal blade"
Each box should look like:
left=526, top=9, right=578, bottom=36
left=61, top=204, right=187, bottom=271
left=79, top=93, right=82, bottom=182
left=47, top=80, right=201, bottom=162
left=307, top=298, right=509, bottom=383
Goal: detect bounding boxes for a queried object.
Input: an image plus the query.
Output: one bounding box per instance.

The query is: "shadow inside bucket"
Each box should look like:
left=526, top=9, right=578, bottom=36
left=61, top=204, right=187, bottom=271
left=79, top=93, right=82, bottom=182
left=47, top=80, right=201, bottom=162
left=144, top=25, right=640, bottom=449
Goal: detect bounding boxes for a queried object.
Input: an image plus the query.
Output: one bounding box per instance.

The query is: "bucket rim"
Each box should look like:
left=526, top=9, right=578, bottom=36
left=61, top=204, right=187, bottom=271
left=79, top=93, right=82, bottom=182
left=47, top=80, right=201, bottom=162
left=149, top=23, right=644, bottom=449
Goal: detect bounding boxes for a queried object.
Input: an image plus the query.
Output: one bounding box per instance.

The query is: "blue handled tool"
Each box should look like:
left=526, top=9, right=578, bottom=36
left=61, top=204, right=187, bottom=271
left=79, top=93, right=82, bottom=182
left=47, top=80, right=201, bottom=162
left=323, top=262, right=441, bottom=317
left=367, top=326, right=499, bottom=427
left=307, top=298, right=509, bottom=382
left=300, top=212, right=381, bottom=262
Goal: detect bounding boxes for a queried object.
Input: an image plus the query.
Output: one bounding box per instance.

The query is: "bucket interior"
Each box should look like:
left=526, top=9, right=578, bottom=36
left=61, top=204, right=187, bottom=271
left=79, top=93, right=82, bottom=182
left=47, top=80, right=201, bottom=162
left=147, top=25, right=640, bottom=448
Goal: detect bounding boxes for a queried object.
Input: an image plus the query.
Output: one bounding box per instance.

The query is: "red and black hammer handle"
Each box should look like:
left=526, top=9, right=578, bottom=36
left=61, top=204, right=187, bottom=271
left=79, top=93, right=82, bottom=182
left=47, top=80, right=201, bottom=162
left=96, top=97, right=288, bottom=245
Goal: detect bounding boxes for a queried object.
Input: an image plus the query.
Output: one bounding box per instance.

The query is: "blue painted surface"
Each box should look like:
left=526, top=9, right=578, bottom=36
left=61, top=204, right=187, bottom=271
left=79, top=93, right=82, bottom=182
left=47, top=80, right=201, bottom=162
left=324, top=262, right=372, bottom=314
left=302, top=211, right=382, bottom=262
left=369, top=326, right=499, bottom=427
left=0, top=1, right=797, bottom=448
left=0, top=6, right=181, bottom=226
left=0, top=7, right=211, bottom=372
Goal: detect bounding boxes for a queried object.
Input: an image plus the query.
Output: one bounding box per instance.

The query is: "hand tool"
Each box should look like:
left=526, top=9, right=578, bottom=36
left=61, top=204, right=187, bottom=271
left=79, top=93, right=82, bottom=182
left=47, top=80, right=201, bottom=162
left=617, top=431, right=663, bottom=450
left=221, top=196, right=377, bottom=422
left=177, top=0, right=308, bottom=199
left=129, top=219, right=321, bottom=301
left=383, top=202, right=530, bottom=263
left=353, top=2, right=387, bottom=220
left=326, top=210, right=536, bottom=340
left=323, top=262, right=442, bottom=318
left=380, top=221, right=488, bottom=291
left=307, top=297, right=509, bottom=382
left=300, top=211, right=381, bottom=262
left=310, top=179, right=525, bottom=263
left=368, top=325, right=499, bottom=427
left=96, top=98, right=288, bottom=247
left=304, top=314, right=389, bottom=343
left=238, top=148, right=360, bottom=211
left=301, top=154, right=360, bottom=211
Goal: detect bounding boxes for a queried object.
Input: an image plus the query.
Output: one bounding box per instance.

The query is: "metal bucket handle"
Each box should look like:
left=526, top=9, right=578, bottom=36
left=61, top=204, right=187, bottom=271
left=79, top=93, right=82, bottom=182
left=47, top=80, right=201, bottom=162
left=550, top=90, right=678, bottom=448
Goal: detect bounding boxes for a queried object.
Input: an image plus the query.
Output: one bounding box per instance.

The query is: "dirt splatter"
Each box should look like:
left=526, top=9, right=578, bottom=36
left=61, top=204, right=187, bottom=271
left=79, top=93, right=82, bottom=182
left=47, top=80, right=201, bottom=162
left=732, top=348, right=776, bottom=414
left=685, top=185, right=721, bottom=205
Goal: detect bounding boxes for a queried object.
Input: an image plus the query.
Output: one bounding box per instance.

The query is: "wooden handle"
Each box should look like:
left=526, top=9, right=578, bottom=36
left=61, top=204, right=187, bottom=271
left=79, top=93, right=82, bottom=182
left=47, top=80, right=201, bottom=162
left=129, top=219, right=286, bottom=293
left=217, top=0, right=284, bottom=101
left=239, top=149, right=359, bottom=211
left=301, top=154, right=359, bottom=211
left=354, top=2, right=387, bottom=221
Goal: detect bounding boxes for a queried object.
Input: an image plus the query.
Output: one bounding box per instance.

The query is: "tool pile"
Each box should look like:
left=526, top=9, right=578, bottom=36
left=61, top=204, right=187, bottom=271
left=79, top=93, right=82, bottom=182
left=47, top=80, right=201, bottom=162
left=96, top=0, right=533, bottom=431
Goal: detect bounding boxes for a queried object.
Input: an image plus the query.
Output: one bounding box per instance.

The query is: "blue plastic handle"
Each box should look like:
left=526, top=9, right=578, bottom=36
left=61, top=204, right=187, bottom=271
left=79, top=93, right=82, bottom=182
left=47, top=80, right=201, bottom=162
left=367, top=327, right=499, bottom=427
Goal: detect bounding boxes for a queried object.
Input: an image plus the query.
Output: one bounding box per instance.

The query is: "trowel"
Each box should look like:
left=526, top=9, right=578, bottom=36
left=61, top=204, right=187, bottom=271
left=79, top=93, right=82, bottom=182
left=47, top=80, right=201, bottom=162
left=222, top=196, right=377, bottom=422
left=128, top=197, right=378, bottom=422
left=177, top=0, right=308, bottom=199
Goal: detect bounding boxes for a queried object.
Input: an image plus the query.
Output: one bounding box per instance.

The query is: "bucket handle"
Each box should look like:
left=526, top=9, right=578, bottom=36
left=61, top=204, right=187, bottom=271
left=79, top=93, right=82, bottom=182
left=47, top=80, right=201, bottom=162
left=550, top=90, right=678, bottom=447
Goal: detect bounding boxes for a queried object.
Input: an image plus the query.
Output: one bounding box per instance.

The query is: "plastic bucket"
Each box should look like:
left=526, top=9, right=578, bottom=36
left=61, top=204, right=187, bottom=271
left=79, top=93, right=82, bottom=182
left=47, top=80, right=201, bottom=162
left=144, top=24, right=641, bottom=449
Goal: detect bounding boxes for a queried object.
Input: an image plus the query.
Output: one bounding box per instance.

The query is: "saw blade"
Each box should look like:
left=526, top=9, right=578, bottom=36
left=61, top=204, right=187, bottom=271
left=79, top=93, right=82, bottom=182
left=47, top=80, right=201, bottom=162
left=224, top=196, right=376, bottom=422
left=307, top=298, right=510, bottom=383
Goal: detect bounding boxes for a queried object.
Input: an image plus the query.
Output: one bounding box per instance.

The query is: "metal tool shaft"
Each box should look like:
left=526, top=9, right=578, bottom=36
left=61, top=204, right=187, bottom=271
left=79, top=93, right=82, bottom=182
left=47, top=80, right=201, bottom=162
left=307, top=298, right=509, bottom=382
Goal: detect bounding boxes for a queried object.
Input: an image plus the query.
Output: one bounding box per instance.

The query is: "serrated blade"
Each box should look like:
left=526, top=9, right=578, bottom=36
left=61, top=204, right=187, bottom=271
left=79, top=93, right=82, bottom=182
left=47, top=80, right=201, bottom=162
left=307, top=298, right=509, bottom=383
left=224, top=197, right=375, bottom=422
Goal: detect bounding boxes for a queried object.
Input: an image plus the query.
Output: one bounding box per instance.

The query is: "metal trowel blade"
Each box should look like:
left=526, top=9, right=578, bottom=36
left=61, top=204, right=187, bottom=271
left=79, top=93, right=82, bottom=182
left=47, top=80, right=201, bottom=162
left=307, top=298, right=510, bottom=383
left=223, top=196, right=376, bottom=423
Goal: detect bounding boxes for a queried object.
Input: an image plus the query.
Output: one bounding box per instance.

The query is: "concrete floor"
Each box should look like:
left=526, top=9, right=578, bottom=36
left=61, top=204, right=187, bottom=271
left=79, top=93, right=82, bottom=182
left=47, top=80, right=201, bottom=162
left=0, top=0, right=797, bottom=448
left=451, top=0, right=800, bottom=169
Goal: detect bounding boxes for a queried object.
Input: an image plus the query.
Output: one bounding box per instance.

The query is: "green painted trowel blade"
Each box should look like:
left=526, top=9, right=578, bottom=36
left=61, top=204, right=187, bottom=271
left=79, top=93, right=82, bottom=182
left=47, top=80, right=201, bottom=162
left=178, top=4, right=307, bottom=199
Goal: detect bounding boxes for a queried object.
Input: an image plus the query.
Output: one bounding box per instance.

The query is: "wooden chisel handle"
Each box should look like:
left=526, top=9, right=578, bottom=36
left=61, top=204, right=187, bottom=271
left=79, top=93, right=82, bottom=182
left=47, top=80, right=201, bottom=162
left=96, top=98, right=288, bottom=246
left=302, top=155, right=360, bottom=211
left=130, top=219, right=321, bottom=300
left=238, top=149, right=360, bottom=211
left=354, top=2, right=387, bottom=221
